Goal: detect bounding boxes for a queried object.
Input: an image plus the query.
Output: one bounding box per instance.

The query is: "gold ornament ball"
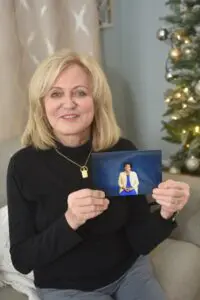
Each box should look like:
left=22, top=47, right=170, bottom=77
left=195, top=81, right=200, bottom=96
left=171, top=29, right=187, bottom=42
left=170, top=48, right=182, bottom=61
left=185, top=156, right=200, bottom=172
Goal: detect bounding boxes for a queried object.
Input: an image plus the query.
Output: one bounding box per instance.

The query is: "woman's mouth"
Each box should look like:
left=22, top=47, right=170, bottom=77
left=61, top=114, right=79, bottom=119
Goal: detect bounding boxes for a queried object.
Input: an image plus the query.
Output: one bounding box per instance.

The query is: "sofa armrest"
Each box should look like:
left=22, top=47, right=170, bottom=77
left=163, top=172, right=200, bottom=246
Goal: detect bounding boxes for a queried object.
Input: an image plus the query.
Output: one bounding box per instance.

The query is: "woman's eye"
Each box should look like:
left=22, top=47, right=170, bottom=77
left=73, top=90, right=87, bottom=97
left=50, top=91, right=63, bottom=98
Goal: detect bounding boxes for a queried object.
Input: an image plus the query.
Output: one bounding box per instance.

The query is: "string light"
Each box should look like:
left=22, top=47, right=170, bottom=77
left=194, top=126, right=200, bottom=133
left=183, top=87, right=189, bottom=94
left=175, top=92, right=182, bottom=99
left=188, top=96, right=195, bottom=102
left=182, top=103, right=187, bottom=108
left=165, top=97, right=171, bottom=103
left=182, top=129, right=186, bottom=134
left=184, top=37, right=191, bottom=44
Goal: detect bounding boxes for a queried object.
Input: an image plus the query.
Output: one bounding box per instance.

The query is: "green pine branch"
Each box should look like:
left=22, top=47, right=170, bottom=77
left=162, top=136, right=181, bottom=143
left=165, top=0, right=181, bottom=4
left=160, top=15, right=182, bottom=24
left=162, top=108, right=174, bottom=117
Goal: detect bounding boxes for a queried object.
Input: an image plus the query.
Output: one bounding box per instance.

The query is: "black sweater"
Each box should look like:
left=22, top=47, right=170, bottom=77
left=7, top=138, right=176, bottom=290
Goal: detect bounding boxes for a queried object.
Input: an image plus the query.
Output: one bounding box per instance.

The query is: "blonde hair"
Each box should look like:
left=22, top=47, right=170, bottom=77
left=21, top=48, right=121, bottom=151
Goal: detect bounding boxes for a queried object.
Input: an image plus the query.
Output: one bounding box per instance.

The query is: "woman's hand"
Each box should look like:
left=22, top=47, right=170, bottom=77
left=65, top=189, right=109, bottom=230
left=152, top=179, right=190, bottom=219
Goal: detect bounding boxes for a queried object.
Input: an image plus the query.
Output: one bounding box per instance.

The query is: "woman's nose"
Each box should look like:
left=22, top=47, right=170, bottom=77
left=62, top=95, right=76, bottom=108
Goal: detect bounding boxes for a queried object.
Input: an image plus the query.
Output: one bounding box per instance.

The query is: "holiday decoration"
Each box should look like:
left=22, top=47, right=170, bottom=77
left=182, top=45, right=197, bottom=60
left=171, top=28, right=187, bottom=43
left=157, top=28, right=169, bottom=41
left=195, top=80, right=200, bottom=95
left=185, top=156, right=200, bottom=171
left=158, top=0, right=200, bottom=175
left=169, top=166, right=181, bottom=174
left=169, top=48, right=182, bottom=61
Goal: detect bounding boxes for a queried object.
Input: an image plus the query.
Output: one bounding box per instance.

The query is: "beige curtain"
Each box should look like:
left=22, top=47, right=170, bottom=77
left=0, top=0, right=100, bottom=142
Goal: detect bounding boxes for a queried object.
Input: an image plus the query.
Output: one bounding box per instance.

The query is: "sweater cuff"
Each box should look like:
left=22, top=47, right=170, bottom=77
left=58, top=215, right=83, bottom=247
left=155, top=209, right=178, bottom=229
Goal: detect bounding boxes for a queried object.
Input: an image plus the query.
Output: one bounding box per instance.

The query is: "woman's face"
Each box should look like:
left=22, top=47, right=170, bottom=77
left=44, top=64, right=94, bottom=141
left=124, top=164, right=131, bottom=172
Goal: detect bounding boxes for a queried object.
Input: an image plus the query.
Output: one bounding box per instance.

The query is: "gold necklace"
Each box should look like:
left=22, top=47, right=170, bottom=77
left=55, top=147, right=92, bottom=178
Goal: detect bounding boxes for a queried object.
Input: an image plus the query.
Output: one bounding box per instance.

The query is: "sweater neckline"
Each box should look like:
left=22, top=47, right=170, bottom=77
left=54, top=138, right=92, bottom=160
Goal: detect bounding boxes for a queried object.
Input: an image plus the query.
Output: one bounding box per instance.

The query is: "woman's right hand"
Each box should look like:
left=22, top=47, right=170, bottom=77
left=65, top=189, right=109, bottom=230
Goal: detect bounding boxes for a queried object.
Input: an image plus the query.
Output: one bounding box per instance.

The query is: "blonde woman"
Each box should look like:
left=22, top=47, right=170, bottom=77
left=118, top=162, right=139, bottom=196
left=7, top=49, right=190, bottom=300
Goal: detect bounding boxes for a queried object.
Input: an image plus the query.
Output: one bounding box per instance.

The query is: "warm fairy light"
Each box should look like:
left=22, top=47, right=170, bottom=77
left=172, top=115, right=178, bottom=120
left=175, top=92, right=182, bottom=98
left=182, top=129, right=186, bottom=134
left=194, top=126, right=200, bottom=133
left=184, top=38, right=191, bottom=44
left=186, top=144, right=190, bottom=148
left=165, top=97, right=171, bottom=103
left=183, top=87, right=189, bottom=94
left=182, top=103, right=187, bottom=108
left=188, top=96, right=195, bottom=102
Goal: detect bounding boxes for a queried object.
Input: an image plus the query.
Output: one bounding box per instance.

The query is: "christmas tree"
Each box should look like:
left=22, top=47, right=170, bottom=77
left=157, top=0, right=200, bottom=175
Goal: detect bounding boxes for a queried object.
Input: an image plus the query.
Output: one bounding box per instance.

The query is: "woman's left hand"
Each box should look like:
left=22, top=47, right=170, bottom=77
left=152, top=179, right=190, bottom=219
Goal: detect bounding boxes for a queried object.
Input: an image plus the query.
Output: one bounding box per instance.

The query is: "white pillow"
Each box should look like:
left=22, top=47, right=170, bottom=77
left=0, top=205, right=39, bottom=300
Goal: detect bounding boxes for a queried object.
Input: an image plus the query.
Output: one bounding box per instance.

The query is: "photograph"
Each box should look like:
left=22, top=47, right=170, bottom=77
left=91, top=150, right=162, bottom=197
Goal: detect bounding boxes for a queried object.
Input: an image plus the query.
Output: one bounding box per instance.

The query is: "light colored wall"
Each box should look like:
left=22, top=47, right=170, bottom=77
left=100, top=0, right=178, bottom=160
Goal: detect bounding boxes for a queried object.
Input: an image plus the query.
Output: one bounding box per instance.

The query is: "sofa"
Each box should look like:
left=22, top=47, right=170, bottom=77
left=0, top=137, right=200, bottom=300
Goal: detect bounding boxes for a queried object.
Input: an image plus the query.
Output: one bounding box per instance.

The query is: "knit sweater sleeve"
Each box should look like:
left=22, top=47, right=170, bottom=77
left=125, top=196, right=177, bottom=255
left=7, top=157, right=83, bottom=274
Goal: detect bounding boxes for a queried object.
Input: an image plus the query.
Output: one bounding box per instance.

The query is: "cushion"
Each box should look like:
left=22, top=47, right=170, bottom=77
left=0, top=137, right=21, bottom=203
left=0, top=286, right=27, bottom=300
left=0, top=205, right=39, bottom=300
left=184, top=209, right=200, bottom=247
left=0, top=193, right=6, bottom=209
left=151, top=238, right=200, bottom=300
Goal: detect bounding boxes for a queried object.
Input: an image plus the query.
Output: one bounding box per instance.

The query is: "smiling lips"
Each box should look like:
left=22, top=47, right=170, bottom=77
left=61, top=114, right=79, bottom=119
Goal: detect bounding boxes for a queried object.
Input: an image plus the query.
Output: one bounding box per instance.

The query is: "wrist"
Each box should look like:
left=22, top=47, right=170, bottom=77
left=160, top=208, right=175, bottom=220
left=65, top=210, right=80, bottom=230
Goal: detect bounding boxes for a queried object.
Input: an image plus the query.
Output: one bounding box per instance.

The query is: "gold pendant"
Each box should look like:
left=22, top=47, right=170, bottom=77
left=80, top=166, right=88, bottom=178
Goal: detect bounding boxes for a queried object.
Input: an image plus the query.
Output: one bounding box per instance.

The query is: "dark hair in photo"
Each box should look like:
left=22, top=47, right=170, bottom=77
left=123, top=162, right=132, bottom=168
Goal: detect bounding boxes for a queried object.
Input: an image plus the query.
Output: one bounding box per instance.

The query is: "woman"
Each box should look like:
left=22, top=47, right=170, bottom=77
left=7, top=49, right=190, bottom=300
left=118, top=162, right=139, bottom=196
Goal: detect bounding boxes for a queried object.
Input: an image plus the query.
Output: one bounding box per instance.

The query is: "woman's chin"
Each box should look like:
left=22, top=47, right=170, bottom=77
left=56, top=126, right=90, bottom=137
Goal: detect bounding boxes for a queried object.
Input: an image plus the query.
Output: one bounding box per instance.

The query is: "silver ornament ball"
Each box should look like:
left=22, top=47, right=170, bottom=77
left=185, top=156, right=200, bottom=171
left=157, top=28, right=169, bottom=41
